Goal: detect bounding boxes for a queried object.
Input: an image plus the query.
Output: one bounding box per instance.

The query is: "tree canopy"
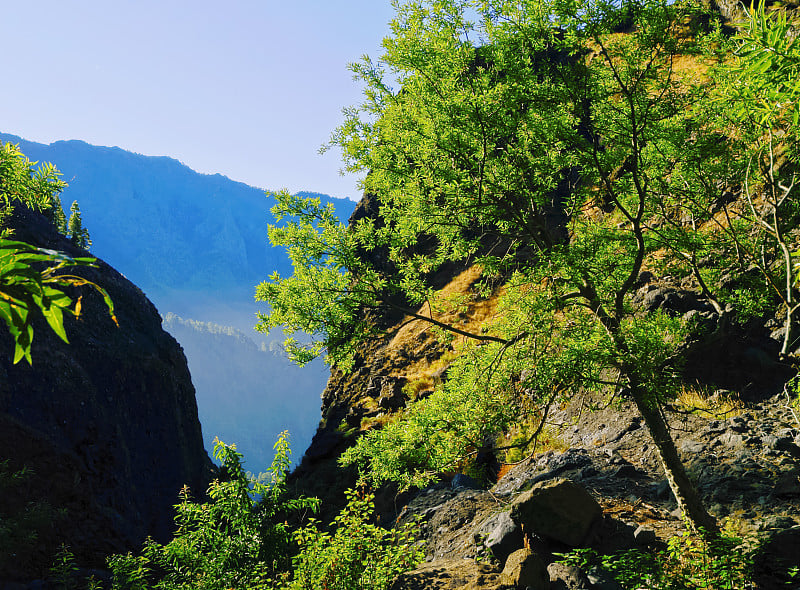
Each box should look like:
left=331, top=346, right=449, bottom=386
left=257, top=0, right=800, bottom=536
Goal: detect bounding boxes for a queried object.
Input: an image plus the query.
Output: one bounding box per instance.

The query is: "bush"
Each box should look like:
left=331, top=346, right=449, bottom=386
left=107, top=433, right=423, bottom=590
left=110, top=432, right=318, bottom=590
left=557, top=528, right=758, bottom=589
left=286, top=487, right=424, bottom=590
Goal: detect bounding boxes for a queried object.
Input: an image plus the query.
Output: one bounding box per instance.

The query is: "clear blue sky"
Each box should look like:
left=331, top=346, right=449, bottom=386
left=0, top=1, right=397, bottom=201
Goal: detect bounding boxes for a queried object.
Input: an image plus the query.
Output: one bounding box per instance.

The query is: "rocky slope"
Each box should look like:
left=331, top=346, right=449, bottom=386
left=388, top=391, right=800, bottom=589
left=288, top=188, right=800, bottom=589
left=0, top=206, right=213, bottom=581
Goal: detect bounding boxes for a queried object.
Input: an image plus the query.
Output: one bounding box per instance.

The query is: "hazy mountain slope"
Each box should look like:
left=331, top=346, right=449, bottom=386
left=162, top=314, right=327, bottom=470
left=0, top=133, right=355, bottom=314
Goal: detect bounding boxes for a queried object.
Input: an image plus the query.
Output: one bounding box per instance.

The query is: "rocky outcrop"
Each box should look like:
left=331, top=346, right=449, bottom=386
left=291, top=170, right=800, bottom=587
left=0, top=206, right=213, bottom=580
left=384, top=389, right=800, bottom=589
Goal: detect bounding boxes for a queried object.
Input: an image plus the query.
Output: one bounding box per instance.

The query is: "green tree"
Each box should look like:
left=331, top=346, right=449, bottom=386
left=711, top=3, right=800, bottom=357
left=257, top=0, right=773, bottom=536
left=67, top=200, right=91, bottom=250
left=0, top=141, right=115, bottom=364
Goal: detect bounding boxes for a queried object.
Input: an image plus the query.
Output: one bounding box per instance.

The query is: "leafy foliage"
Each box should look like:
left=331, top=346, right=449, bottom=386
left=107, top=434, right=422, bottom=590
left=556, top=528, right=758, bottom=589
left=255, top=191, right=370, bottom=369
left=710, top=2, right=800, bottom=355
left=110, top=433, right=318, bottom=589
left=287, top=488, right=423, bottom=590
left=724, top=3, right=800, bottom=140
left=0, top=141, right=66, bottom=234
left=261, top=0, right=747, bottom=534
left=0, top=239, right=117, bottom=364
left=0, top=141, right=115, bottom=365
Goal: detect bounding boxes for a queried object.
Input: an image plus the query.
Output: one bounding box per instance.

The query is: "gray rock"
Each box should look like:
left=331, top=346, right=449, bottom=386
left=719, top=432, right=744, bottom=448
left=476, top=510, right=523, bottom=565
left=548, top=562, right=592, bottom=590
left=451, top=473, right=481, bottom=490
left=728, top=416, right=748, bottom=433
left=510, top=478, right=603, bottom=547
left=775, top=437, right=800, bottom=458
left=680, top=440, right=706, bottom=454
left=500, top=549, right=549, bottom=590
left=587, top=567, right=623, bottom=590
left=762, top=434, right=780, bottom=449
left=633, top=525, right=657, bottom=545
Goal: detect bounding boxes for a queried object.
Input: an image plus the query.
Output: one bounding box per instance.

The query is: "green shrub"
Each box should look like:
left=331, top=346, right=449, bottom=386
left=107, top=433, right=423, bottom=590
left=110, top=432, right=318, bottom=590
left=556, top=529, right=757, bottom=589
left=286, top=487, right=423, bottom=590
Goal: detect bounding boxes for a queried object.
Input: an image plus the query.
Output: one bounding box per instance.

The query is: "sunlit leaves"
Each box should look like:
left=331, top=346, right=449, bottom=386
left=288, top=487, right=423, bottom=590
left=726, top=3, right=800, bottom=134
left=255, top=190, right=380, bottom=369
left=0, top=239, right=117, bottom=365
left=0, top=142, right=67, bottom=235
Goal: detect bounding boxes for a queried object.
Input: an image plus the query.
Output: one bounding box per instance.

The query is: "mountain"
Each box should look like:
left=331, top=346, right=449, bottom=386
left=0, top=133, right=355, bottom=324
left=0, top=205, right=213, bottom=579
left=161, top=314, right=327, bottom=471
left=0, top=132, right=356, bottom=472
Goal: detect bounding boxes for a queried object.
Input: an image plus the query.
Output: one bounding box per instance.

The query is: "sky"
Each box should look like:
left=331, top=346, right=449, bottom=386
left=0, top=1, right=398, bottom=201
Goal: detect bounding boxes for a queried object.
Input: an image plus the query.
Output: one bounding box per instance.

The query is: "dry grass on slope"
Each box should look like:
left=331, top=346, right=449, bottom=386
left=383, top=264, right=505, bottom=394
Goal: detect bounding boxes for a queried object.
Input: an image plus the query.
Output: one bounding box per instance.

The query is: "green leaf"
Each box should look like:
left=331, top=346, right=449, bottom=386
left=42, top=306, right=68, bottom=343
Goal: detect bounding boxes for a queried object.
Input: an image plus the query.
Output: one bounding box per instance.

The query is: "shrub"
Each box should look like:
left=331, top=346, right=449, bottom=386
left=557, top=528, right=758, bottom=589
left=110, top=432, right=318, bottom=590
left=286, top=487, right=424, bottom=590
left=107, top=434, right=423, bottom=590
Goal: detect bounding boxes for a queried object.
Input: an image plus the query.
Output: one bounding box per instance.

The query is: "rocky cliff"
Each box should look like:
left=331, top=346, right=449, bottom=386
left=0, top=206, right=213, bottom=581
left=288, top=188, right=800, bottom=589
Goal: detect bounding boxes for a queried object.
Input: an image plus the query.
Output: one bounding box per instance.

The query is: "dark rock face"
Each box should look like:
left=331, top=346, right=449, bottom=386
left=0, top=207, right=213, bottom=579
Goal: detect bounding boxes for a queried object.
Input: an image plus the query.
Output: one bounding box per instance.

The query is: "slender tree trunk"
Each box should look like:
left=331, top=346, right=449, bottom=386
left=630, top=385, right=719, bottom=537
left=580, top=281, right=719, bottom=537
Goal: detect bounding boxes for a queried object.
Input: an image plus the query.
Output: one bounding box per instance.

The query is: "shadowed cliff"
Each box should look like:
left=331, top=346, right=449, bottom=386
left=0, top=206, right=214, bottom=580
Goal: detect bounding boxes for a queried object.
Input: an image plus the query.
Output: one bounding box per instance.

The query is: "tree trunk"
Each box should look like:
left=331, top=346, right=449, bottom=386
left=630, top=386, right=719, bottom=537
left=579, top=282, right=719, bottom=536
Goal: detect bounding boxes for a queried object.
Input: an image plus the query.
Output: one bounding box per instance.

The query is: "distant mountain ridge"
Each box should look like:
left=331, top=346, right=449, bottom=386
left=162, top=313, right=325, bottom=471
left=0, top=133, right=356, bottom=315
left=0, top=132, right=354, bottom=472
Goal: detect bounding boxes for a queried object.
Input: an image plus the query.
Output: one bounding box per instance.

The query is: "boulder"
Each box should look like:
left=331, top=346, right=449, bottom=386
left=547, top=562, right=592, bottom=590
left=476, top=511, right=523, bottom=565
left=510, top=479, right=602, bottom=547
left=499, top=549, right=549, bottom=590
